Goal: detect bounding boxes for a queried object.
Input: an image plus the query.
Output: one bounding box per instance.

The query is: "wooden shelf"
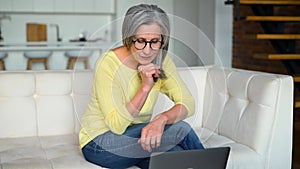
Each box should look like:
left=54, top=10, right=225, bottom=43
left=246, top=16, right=300, bottom=22
left=296, top=101, right=300, bottom=108
left=295, top=92, right=300, bottom=108
left=256, top=34, right=300, bottom=40
left=254, top=54, right=300, bottom=60
left=240, top=0, right=300, bottom=5
left=294, top=75, right=300, bottom=82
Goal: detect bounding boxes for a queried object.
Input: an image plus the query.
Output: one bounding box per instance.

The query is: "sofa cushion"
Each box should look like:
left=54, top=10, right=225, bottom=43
left=196, top=127, right=264, bottom=169
left=36, top=72, right=72, bottom=96
left=0, top=97, right=37, bottom=138
left=0, top=73, right=35, bottom=97
left=37, top=96, right=75, bottom=136
left=0, top=134, right=100, bottom=169
left=72, top=70, right=94, bottom=134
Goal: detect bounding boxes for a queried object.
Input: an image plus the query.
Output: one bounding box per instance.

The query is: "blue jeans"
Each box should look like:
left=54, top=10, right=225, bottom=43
left=82, top=121, right=204, bottom=169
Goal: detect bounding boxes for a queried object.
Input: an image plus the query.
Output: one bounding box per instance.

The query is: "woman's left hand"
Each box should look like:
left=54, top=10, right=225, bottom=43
left=138, top=114, right=168, bottom=152
left=138, top=63, right=160, bottom=89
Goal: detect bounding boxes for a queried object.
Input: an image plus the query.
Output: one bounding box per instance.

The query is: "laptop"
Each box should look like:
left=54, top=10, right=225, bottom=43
left=149, top=147, right=230, bottom=169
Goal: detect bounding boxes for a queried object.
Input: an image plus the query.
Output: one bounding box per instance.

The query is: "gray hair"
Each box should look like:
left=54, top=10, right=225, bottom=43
left=122, top=4, right=170, bottom=49
left=122, top=4, right=170, bottom=78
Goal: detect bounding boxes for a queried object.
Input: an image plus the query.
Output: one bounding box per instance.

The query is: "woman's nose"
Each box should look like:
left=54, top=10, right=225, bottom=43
left=142, top=43, right=152, bottom=54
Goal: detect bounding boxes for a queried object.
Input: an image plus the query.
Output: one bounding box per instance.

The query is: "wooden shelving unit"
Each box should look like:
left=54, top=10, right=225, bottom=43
left=233, top=0, right=300, bottom=108
left=240, top=0, right=300, bottom=5
left=246, top=16, right=300, bottom=22
left=225, top=1, right=300, bottom=167
left=254, top=54, right=300, bottom=60
left=256, top=34, right=300, bottom=40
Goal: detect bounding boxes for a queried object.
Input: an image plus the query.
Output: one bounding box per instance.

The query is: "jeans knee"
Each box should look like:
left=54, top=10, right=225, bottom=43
left=176, top=121, right=192, bottom=132
left=165, top=121, right=192, bottom=140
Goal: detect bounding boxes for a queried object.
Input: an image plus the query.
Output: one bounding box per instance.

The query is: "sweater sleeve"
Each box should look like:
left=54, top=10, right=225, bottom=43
left=160, top=56, right=195, bottom=117
left=93, top=52, right=134, bottom=135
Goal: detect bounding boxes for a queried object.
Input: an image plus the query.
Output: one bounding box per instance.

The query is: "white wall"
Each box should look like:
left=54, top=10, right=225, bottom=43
left=198, top=0, right=216, bottom=66
left=172, top=0, right=202, bottom=67
left=215, top=0, right=233, bottom=67
left=171, top=0, right=233, bottom=67
left=197, top=0, right=233, bottom=67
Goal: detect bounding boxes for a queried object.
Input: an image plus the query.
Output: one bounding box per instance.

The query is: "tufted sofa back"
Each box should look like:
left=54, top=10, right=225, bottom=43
left=0, top=70, right=93, bottom=138
left=200, top=66, right=293, bottom=169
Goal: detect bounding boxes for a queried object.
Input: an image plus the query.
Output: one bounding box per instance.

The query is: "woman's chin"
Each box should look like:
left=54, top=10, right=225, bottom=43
left=138, top=60, right=154, bottom=65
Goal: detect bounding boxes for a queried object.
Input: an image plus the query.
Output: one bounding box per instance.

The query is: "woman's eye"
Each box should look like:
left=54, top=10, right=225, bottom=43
left=137, top=39, right=145, bottom=43
left=151, top=38, right=159, bottom=43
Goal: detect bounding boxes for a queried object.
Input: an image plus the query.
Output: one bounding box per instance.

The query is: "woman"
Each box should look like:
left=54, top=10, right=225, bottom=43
left=79, top=4, right=204, bottom=169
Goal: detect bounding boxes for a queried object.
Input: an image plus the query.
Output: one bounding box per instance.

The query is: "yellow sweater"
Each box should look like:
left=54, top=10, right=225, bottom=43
left=79, top=50, right=195, bottom=148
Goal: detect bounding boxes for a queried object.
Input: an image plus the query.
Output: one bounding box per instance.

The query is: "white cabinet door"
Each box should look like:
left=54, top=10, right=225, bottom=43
left=94, top=0, right=114, bottom=13
left=54, top=0, right=73, bottom=13
left=1, top=0, right=115, bottom=14
left=33, top=0, right=54, bottom=12
left=70, top=0, right=115, bottom=14
left=74, top=0, right=94, bottom=13
left=0, top=0, right=12, bottom=12
left=12, top=0, right=34, bottom=12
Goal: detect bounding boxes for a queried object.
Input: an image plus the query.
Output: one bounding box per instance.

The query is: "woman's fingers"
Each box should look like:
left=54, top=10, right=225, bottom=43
left=139, top=135, right=161, bottom=152
left=139, top=137, right=152, bottom=152
left=138, top=64, right=160, bottom=78
left=155, top=134, right=162, bottom=147
left=150, top=136, right=157, bottom=148
left=138, top=120, right=164, bottom=152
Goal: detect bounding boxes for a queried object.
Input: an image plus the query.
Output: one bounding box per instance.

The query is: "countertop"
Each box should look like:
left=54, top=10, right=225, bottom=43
left=0, top=41, right=115, bottom=52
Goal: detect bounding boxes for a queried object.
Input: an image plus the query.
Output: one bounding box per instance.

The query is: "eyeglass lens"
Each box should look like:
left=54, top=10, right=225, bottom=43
left=133, top=39, right=162, bottom=50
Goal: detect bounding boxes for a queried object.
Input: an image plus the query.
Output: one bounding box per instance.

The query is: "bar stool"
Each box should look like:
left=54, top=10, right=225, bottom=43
left=0, top=52, right=8, bottom=70
left=24, top=51, right=52, bottom=70
left=65, top=50, right=92, bottom=69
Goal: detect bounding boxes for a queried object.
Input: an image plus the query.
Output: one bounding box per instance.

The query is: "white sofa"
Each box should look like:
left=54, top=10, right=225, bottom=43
left=0, top=66, right=293, bottom=169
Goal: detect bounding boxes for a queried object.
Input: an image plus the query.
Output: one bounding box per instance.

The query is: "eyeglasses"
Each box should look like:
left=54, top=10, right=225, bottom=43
left=132, top=38, right=163, bottom=50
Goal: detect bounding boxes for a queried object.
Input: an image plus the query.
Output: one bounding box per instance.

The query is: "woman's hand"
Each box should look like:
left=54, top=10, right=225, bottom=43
left=138, top=63, right=160, bottom=90
left=138, top=114, right=168, bottom=152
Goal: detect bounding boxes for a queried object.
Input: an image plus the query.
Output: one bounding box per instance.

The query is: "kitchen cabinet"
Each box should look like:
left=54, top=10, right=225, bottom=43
left=0, top=0, right=12, bottom=12
left=73, top=0, right=94, bottom=13
left=12, top=0, right=33, bottom=12
left=53, top=0, right=73, bottom=13
left=94, top=0, right=115, bottom=13
left=72, top=0, right=115, bottom=14
left=0, top=0, right=115, bottom=14
left=33, top=0, right=54, bottom=12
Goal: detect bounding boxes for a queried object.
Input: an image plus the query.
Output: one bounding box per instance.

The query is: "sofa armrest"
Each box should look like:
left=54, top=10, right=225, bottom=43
left=201, top=66, right=293, bottom=169
left=266, top=75, right=293, bottom=169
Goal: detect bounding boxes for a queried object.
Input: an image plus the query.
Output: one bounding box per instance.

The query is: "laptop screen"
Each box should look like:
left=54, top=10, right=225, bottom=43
left=149, top=147, right=230, bottom=169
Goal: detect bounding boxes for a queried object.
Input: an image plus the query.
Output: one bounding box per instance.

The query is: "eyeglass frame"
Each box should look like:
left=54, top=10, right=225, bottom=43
left=132, top=38, right=163, bottom=50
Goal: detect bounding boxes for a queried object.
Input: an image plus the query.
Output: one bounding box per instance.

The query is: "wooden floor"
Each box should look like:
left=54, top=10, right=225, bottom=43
left=293, top=110, right=300, bottom=169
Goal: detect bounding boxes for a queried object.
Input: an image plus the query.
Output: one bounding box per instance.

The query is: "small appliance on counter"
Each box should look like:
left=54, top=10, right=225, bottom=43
left=69, top=31, right=88, bottom=42
left=69, top=30, right=106, bottom=43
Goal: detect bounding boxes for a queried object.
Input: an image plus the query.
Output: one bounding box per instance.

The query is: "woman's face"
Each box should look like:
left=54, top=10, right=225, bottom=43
left=130, top=23, right=162, bottom=66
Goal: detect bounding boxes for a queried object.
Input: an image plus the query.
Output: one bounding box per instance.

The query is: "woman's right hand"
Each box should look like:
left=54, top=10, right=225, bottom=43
left=138, top=63, right=160, bottom=90
left=138, top=114, right=168, bottom=152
